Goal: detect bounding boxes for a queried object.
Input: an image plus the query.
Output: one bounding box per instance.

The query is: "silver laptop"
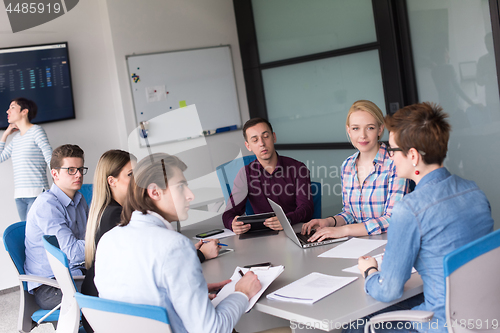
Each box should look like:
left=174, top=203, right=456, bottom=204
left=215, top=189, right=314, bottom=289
left=268, top=198, right=348, bottom=248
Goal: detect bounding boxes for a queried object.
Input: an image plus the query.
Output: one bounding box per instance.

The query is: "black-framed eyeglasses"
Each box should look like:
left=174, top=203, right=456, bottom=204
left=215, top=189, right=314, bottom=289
left=386, top=147, right=403, bottom=157
left=55, top=167, right=88, bottom=175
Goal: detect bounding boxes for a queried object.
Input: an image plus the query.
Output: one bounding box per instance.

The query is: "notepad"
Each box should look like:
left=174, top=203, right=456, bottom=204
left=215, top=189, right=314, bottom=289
left=212, top=265, right=285, bottom=312
left=267, top=272, right=358, bottom=304
left=342, top=253, right=417, bottom=274
left=318, top=238, right=387, bottom=259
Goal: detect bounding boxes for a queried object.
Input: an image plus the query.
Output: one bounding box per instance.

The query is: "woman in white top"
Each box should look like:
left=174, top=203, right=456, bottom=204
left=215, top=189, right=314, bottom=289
left=94, top=153, right=262, bottom=333
left=0, top=98, right=52, bottom=221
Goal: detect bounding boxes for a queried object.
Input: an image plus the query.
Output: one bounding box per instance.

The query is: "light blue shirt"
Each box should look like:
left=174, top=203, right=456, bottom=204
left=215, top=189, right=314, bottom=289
left=364, top=168, right=493, bottom=332
left=24, top=183, right=88, bottom=291
left=95, top=211, right=249, bottom=333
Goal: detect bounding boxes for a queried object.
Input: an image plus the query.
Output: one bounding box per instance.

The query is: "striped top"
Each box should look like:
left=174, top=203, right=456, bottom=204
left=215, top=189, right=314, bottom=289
left=0, top=125, right=52, bottom=198
left=337, top=143, right=409, bottom=235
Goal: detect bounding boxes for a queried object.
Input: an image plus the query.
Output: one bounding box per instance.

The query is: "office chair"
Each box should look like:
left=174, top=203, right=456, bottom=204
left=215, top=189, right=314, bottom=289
left=363, top=228, right=500, bottom=333
left=79, top=184, right=93, bottom=206
left=3, top=221, right=60, bottom=332
left=74, top=292, right=172, bottom=333
left=42, top=235, right=84, bottom=333
left=216, top=155, right=322, bottom=218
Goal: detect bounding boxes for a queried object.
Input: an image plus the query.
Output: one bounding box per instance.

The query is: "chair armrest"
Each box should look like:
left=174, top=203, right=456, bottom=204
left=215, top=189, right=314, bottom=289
left=19, top=274, right=60, bottom=289
left=73, top=276, right=85, bottom=280
left=369, top=310, right=434, bottom=324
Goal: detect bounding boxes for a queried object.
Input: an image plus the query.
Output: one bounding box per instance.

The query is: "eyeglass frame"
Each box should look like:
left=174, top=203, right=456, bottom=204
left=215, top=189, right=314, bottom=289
left=387, top=146, right=426, bottom=158
left=54, top=167, right=88, bottom=175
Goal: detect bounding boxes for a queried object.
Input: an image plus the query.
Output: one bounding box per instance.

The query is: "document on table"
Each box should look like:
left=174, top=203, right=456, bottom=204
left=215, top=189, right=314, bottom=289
left=212, top=265, right=285, bottom=312
left=318, top=238, right=387, bottom=259
left=342, top=254, right=417, bottom=274
left=194, top=228, right=236, bottom=240
left=267, top=272, right=358, bottom=304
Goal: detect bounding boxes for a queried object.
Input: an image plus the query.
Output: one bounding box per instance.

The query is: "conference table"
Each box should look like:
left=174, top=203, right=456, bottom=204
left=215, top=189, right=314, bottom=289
left=182, top=215, right=424, bottom=332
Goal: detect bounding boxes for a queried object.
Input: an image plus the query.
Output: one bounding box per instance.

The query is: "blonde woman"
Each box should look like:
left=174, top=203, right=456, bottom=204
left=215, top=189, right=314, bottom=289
left=82, top=150, right=220, bottom=297
left=302, top=100, right=409, bottom=240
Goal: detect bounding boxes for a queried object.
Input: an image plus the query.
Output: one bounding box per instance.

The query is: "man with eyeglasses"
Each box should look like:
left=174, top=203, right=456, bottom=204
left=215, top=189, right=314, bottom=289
left=25, top=144, right=89, bottom=310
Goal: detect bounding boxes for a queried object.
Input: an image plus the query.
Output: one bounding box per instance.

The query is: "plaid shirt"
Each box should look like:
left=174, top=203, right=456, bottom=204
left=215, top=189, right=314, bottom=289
left=337, top=143, right=409, bottom=235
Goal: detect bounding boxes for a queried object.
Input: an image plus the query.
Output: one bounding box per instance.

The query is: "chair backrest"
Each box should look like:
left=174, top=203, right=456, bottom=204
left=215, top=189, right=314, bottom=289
left=42, top=235, right=80, bottom=333
left=216, top=155, right=257, bottom=215
left=443, top=228, right=500, bottom=333
left=79, top=184, right=93, bottom=206
left=216, top=155, right=322, bottom=218
left=310, top=181, right=321, bottom=219
left=75, top=292, right=172, bottom=333
left=3, top=221, right=28, bottom=290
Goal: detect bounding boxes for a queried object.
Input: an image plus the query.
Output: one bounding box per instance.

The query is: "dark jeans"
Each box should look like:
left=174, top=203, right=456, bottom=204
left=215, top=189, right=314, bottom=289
left=34, top=278, right=84, bottom=310
left=342, top=294, right=425, bottom=333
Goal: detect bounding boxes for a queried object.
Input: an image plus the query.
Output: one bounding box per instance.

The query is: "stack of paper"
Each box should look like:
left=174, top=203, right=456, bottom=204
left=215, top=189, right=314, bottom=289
left=342, top=254, right=417, bottom=274
left=212, top=265, right=285, bottom=312
left=318, top=238, right=387, bottom=259
left=267, top=272, right=357, bottom=304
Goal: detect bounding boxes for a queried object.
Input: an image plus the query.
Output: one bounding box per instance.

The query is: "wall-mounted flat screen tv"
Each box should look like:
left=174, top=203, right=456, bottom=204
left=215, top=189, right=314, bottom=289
left=0, top=42, right=75, bottom=129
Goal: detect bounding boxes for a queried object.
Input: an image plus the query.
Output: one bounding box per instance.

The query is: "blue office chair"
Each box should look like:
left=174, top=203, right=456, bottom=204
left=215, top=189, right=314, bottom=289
left=42, top=235, right=84, bottom=333
left=363, top=228, right=500, bottom=333
left=75, top=292, right=172, bottom=332
left=79, top=184, right=93, bottom=206
left=2, top=222, right=60, bottom=332
left=216, top=155, right=321, bottom=218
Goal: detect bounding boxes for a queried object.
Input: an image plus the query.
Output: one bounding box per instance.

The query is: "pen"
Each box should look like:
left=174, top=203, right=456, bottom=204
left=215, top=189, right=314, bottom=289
left=202, top=241, right=228, bottom=246
left=238, top=269, right=244, bottom=277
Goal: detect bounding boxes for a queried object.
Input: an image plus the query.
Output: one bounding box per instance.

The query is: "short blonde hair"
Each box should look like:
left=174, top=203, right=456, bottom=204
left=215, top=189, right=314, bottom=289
left=346, top=100, right=385, bottom=140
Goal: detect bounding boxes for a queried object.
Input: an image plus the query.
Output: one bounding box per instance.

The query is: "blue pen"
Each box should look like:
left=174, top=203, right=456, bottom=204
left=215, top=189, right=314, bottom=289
left=203, top=241, right=228, bottom=246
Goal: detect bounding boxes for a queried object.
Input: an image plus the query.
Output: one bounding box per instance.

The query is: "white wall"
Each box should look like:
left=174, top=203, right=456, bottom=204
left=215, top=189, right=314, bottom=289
left=0, top=0, right=125, bottom=290
left=106, top=0, right=251, bottom=196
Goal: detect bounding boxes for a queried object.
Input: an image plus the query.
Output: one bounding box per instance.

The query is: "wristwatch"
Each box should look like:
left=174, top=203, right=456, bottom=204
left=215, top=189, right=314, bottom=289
left=364, top=266, right=378, bottom=279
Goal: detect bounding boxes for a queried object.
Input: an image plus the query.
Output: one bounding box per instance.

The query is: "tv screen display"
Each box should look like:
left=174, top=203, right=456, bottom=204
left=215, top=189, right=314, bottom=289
left=0, top=42, right=75, bottom=129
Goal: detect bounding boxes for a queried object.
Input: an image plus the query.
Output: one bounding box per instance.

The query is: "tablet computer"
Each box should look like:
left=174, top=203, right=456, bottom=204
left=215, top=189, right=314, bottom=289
left=237, top=212, right=276, bottom=231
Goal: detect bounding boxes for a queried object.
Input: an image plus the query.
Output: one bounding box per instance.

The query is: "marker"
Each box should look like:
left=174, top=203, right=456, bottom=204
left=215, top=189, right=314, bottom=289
left=202, top=241, right=228, bottom=247
left=215, top=125, right=237, bottom=133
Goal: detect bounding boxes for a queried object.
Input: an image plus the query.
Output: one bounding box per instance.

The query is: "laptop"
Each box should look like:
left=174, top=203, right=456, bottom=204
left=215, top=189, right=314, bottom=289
left=268, top=198, right=348, bottom=248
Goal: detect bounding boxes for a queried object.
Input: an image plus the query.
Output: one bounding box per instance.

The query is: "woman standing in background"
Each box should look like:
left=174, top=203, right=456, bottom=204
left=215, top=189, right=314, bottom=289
left=0, top=98, right=52, bottom=221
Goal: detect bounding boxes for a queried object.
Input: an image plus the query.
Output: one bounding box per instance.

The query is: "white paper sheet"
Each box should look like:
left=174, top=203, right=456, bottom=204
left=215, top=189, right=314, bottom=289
left=212, top=266, right=284, bottom=312
left=145, top=85, right=166, bottom=103
left=342, top=253, right=417, bottom=274
left=194, top=228, right=236, bottom=240
left=318, top=238, right=387, bottom=259
left=267, top=272, right=358, bottom=304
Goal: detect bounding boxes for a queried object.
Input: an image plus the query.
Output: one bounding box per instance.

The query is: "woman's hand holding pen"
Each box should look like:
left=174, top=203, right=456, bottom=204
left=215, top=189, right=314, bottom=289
left=235, top=270, right=261, bottom=300
left=196, top=239, right=221, bottom=259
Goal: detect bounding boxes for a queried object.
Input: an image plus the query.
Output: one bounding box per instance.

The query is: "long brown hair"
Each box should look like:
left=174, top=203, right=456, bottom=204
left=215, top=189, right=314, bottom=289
left=121, top=153, right=187, bottom=226
left=84, top=150, right=132, bottom=268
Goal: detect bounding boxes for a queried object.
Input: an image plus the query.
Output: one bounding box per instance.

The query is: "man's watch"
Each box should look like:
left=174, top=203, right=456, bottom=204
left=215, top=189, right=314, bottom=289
left=364, top=266, right=378, bottom=279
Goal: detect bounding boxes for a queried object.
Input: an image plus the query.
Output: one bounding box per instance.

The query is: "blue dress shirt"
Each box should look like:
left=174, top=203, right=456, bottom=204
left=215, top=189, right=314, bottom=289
left=24, top=183, right=88, bottom=292
left=364, top=168, right=493, bottom=332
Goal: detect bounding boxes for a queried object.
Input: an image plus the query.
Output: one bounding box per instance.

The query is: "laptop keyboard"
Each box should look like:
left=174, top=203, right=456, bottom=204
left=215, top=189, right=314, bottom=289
left=296, top=229, right=316, bottom=244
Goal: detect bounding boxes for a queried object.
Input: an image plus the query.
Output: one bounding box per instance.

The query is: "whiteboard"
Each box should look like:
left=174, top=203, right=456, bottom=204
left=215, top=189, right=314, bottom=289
left=126, top=45, right=241, bottom=145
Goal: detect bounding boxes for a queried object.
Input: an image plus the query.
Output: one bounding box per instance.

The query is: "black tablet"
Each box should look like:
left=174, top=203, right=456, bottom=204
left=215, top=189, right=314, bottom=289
left=237, top=212, right=276, bottom=231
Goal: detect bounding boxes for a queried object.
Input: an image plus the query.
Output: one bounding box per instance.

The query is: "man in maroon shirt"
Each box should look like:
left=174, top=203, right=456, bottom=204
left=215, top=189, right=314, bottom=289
left=222, top=118, right=314, bottom=234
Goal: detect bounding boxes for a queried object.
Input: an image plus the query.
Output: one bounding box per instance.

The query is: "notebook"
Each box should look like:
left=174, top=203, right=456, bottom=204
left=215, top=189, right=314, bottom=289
left=267, top=272, right=358, bottom=304
left=212, top=265, right=285, bottom=312
left=267, top=198, right=348, bottom=248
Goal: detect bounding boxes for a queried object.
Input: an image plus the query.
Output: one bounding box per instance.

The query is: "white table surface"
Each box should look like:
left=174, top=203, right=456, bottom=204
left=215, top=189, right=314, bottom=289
left=181, top=216, right=424, bottom=332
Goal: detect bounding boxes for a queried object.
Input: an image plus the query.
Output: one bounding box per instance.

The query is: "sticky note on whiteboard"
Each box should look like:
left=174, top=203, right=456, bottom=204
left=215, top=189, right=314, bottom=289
left=179, top=100, right=187, bottom=108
